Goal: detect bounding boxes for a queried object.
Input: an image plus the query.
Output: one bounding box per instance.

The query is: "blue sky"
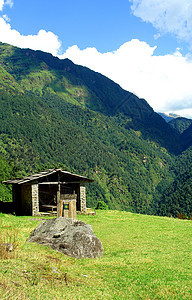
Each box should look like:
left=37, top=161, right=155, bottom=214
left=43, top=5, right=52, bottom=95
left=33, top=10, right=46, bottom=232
left=1, top=0, right=183, bottom=54
left=1, top=0, right=192, bottom=117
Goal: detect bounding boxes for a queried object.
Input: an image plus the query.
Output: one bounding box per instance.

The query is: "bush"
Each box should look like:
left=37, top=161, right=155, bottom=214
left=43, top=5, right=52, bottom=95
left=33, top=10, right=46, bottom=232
left=96, top=200, right=109, bottom=210
left=177, top=213, right=188, bottom=220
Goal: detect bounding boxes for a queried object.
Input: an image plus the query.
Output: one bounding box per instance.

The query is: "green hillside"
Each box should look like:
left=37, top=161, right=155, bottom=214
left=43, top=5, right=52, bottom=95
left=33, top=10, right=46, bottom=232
left=169, top=117, right=192, bottom=134
left=0, top=42, right=180, bottom=154
left=156, top=146, right=192, bottom=217
left=157, top=168, right=192, bottom=218
left=0, top=91, right=175, bottom=213
left=0, top=42, right=191, bottom=217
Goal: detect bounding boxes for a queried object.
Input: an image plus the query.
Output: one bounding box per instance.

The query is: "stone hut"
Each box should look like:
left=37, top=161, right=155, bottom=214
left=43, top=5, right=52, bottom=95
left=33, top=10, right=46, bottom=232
left=3, top=169, right=93, bottom=216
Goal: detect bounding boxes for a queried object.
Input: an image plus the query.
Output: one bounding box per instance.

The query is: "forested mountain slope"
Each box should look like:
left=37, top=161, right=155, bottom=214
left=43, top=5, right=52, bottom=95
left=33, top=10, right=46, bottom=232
left=0, top=42, right=180, bottom=153
left=180, top=122, right=192, bottom=151
left=0, top=91, right=175, bottom=213
left=169, top=117, right=192, bottom=134
left=0, top=42, right=191, bottom=216
left=155, top=146, right=192, bottom=217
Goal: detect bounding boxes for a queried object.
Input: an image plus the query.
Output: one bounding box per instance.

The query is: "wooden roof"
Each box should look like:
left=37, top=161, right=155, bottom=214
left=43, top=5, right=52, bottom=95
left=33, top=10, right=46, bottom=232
left=3, top=169, right=93, bottom=185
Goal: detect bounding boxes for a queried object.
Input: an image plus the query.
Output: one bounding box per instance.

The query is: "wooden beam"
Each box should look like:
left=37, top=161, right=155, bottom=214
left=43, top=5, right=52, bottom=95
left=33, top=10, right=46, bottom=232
left=57, top=182, right=61, bottom=217
left=60, top=200, right=63, bottom=217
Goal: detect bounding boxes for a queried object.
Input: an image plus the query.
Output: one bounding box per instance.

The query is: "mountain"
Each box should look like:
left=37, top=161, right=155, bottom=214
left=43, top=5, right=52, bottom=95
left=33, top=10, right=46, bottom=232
left=158, top=112, right=181, bottom=122
left=169, top=117, right=192, bottom=134
left=0, top=42, right=181, bottom=153
left=155, top=145, right=192, bottom=218
left=0, top=42, right=190, bottom=216
left=179, top=122, right=192, bottom=151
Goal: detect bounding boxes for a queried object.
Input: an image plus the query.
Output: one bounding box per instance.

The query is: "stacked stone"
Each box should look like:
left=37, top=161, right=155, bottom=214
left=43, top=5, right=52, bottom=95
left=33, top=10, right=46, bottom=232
left=80, top=185, right=86, bottom=213
left=31, top=183, right=39, bottom=216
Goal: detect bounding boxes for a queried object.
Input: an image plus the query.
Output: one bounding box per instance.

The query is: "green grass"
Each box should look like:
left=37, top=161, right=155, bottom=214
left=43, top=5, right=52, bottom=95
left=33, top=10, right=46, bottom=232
left=0, top=211, right=191, bottom=299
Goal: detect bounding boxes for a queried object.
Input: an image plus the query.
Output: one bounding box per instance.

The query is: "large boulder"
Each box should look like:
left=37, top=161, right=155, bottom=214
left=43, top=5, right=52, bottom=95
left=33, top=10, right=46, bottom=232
left=27, top=217, right=104, bottom=259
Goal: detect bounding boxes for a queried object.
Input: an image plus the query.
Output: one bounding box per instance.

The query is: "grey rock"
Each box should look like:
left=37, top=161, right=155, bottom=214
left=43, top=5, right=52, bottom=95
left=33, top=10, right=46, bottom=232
left=27, top=217, right=104, bottom=259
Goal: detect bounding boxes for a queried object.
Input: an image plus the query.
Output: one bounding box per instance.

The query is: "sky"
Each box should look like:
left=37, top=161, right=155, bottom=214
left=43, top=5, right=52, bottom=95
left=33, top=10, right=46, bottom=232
left=1, top=0, right=192, bottom=118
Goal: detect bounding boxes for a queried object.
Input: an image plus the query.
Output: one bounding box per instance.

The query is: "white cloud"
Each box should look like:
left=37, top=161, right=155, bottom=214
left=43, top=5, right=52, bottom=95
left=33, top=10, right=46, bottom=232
left=0, top=18, right=61, bottom=56
left=0, top=1, right=61, bottom=56
left=0, top=0, right=13, bottom=10
left=0, top=0, right=4, bottom=11
left=5, top=0, right=13, bottom=8
left=169, top=108, right=192, bottom=119
left=60, top=39, right=192, bottom=118
left=129, top=0, right=192, bottom=48
left=3, top=14, right=10, bottom=22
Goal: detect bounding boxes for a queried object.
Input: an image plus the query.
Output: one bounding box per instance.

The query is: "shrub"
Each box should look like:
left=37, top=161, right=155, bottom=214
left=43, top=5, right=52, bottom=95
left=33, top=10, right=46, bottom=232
left=177, top=213, right=188, bottom=220
left=95, top=200, right=109, bottom=210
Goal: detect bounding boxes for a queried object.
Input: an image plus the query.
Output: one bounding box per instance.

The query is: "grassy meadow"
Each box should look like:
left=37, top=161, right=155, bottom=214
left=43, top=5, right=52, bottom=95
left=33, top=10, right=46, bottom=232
left=0, top=210, right=191, bottom=299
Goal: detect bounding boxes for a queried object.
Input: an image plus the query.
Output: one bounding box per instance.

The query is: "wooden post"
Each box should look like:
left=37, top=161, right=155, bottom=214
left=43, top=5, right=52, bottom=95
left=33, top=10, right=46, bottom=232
left=57, top=182, right=61, bottom=217
left=69, top=201, right=72, bottom=219
left=69, top=200, right=77, bottom=220
left=60, top=200, right=63, bottom=217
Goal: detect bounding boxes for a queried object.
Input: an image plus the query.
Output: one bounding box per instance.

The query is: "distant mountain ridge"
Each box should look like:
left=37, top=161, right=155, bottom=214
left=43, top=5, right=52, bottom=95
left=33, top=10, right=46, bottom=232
left=158, top=112, right=181, bottom=122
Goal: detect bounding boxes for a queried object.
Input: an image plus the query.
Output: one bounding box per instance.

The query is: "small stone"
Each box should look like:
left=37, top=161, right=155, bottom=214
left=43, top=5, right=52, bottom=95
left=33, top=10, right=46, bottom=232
left=0, top=243, right=14, bottom=252
left=51, top=267, right=60, bottom=273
